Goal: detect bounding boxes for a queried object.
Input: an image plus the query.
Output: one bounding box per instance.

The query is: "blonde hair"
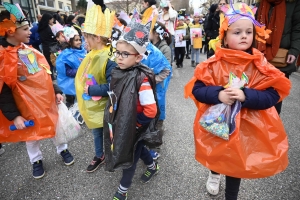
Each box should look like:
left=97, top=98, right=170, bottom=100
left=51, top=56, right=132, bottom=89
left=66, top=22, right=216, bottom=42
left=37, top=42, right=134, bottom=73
left=83, top=33, right=110, bottom=46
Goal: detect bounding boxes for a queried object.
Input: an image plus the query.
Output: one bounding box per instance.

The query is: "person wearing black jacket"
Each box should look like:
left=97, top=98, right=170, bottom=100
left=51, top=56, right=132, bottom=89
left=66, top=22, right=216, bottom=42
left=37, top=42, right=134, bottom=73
left=205, top=1, right=228, bottom=58
left=66, top=15, right=82, bottom=37
left=38, top=13, right=57, bottom=80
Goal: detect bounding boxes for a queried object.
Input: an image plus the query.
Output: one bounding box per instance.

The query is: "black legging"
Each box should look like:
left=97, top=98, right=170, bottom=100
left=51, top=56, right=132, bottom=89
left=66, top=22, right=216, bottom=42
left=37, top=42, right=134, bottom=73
left=175, top=47, right=186, bottom=65
left=275, top=72, right=290, bottom=114
left=211, top=171, right=241, bottom=200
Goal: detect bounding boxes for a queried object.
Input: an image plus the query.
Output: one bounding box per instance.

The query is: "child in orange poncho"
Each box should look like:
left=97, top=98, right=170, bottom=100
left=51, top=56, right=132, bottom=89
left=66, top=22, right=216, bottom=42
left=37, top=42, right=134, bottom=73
left=0, top=3, right=74, bottom=179
left=185, top=2, right=291, bottom=200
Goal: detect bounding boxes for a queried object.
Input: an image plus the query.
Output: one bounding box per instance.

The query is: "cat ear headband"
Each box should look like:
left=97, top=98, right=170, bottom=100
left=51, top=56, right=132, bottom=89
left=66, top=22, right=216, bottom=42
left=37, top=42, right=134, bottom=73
left=219, top=1, right=271, bottom=43
left=118, top=21, right=152, bottom=56
left=154, top=23, right=168, bottom=40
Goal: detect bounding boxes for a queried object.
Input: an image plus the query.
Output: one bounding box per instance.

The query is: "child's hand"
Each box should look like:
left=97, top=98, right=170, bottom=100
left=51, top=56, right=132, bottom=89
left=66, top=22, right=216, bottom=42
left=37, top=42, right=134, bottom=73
left=13, top=116, right=27, bottom=130
left=84, top=85, right=89, bottom=94
left=218, top=90, right=235, bottom=105
left=56, top=93, right=64, bottom=104
left=224, top=88, right=246, bottom=102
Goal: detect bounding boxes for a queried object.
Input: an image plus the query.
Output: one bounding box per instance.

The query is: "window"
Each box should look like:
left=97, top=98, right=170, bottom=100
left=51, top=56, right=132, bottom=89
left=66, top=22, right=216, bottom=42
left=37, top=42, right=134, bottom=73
left=47, top=0, right=54, bottom=7
left=38, top=0, right=45, bottom=6
left=58, top=1, right=64, bottom=9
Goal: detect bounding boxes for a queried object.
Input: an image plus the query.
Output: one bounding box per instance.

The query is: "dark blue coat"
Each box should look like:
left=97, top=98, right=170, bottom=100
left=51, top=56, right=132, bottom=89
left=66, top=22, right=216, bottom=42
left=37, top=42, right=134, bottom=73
left=192, top=80, right=280, bottom=110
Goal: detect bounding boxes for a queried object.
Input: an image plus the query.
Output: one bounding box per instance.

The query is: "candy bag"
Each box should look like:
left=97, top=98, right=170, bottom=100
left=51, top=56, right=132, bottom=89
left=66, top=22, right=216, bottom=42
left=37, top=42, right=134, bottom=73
left=200, top=103, right=231, bottom=140
left=199, top=72, right=248, bottom=140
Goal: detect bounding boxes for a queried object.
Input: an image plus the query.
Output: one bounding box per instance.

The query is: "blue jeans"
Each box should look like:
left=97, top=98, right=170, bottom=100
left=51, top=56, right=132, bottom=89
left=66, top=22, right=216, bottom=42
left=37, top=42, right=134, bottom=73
left=120, top=141, right=153, bottom=188
left=170, top=35, right=175, bottom=64
left=191, top=45, right=200, bottom=63
left=92, top=128, right=104, bottom=158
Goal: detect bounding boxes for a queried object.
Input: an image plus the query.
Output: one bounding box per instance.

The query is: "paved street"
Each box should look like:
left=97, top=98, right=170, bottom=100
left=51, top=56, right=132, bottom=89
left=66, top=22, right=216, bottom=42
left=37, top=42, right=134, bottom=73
left=1, top=54, right=300, bottom=200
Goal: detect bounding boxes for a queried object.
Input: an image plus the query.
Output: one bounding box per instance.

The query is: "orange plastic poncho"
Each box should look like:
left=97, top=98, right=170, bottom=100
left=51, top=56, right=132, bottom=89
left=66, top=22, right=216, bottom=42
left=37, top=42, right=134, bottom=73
left=184, top=47, right=291, bottom=178
left=0, top=44, right=58, bottom=142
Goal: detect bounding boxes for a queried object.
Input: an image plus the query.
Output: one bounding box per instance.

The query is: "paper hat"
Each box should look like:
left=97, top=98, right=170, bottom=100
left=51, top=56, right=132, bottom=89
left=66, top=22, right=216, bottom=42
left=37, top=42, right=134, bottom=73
left=0, top=3, right=29, bottom=36
left=84, top=0, right=115, bottom=37
left=63, top=26, right=79, bottom=42
left=153, top=22, right=169, bottom=40
left=51, top=22, right=64, bottom=36
left=160, top=0, right=168, bottom=8
left=194, top=8, right=202, bottom=17
left=178, top=9, right=186, bottom=16
left=178, top=16, right=185, bottom=20
left=118, top=21, right=151, bottom=55
left=219, top=2, right=271, bottom=43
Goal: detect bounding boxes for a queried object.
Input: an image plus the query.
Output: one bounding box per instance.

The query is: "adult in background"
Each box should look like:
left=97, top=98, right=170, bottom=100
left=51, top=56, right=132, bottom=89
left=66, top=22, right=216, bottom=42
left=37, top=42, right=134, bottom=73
left=29, top=14, right=42, bottom=51
left=256, top=0, right=300, bottom=114
left=160, top=1, right=178, bottom=66
left=54, top=11, right=64, bottom=25
left=141, top=0, right=157, bottom=14
left=38, top=13, right=57, bottom=80
left=205, top=0, right=228, bottom=58
left=66, top=15, right=82, bottom=36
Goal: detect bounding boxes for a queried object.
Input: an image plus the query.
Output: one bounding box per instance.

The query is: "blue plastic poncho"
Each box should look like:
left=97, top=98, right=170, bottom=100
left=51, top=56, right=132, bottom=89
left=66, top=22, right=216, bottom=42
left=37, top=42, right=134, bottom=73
left=141, top=43, right=172, bottom=120
left=56, top=47, right=86, bottom=95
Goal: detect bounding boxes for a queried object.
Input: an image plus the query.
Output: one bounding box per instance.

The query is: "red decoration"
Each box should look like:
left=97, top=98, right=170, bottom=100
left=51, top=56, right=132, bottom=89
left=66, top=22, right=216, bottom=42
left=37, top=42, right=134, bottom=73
left=124, top=27, right=131, bottom=33
left=135, top=31, right=144, bottom=38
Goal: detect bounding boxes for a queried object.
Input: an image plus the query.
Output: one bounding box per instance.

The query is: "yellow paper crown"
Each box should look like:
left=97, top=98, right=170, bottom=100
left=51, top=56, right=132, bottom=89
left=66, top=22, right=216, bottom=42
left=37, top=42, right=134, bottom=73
left=84, top=5, right=115, bottom=38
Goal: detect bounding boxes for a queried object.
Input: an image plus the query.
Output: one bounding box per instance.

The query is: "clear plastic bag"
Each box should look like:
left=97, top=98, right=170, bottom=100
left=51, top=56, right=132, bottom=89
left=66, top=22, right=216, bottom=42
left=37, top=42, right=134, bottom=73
left=200, top=101, right=242, bottom=140
left=55, top=102, right=83, bottom=145
left=68, top=102, right=85, bottom=125
left=200, top=103, right=231, bottom=140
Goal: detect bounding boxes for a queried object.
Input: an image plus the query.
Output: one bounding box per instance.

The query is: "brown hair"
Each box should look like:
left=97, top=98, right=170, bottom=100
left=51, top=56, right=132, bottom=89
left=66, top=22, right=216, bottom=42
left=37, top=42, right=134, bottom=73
left=152, top=21, right=172, bottom=46
left=69, top=35, right=81, bottom=48
left=83, top=33, right=110, bottom=46
left=83, top=32, right=113, bottom=55
left=221, top=24, right=257, bottom=51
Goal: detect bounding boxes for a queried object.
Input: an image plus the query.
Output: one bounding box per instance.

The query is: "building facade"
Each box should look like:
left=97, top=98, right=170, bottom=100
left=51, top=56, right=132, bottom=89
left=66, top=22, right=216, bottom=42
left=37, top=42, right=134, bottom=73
left=36, top=0, right=73, bottom=15
left=0, top=0, right=74, bottom=23
left=0, top=0, right=37, bottom=23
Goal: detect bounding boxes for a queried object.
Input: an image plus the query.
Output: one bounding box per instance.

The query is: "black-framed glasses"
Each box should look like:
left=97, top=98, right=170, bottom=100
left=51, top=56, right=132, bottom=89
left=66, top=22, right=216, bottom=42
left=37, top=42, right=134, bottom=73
left=114, top=51, right=139, bottom=58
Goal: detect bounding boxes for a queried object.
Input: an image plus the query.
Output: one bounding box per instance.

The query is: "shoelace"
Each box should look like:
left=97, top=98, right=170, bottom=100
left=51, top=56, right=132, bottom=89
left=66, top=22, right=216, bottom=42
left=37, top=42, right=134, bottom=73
left=209, top=174, right=221, bottom=184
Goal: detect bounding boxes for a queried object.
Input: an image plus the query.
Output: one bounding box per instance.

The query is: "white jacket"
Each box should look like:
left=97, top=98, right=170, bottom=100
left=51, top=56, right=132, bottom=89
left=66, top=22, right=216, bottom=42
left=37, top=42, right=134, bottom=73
left=159, top=7, right=178, bottom=36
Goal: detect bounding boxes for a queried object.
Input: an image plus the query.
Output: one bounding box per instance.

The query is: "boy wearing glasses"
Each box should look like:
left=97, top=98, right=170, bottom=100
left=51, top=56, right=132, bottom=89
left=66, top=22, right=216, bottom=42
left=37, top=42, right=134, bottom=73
left=104, top=22, right=159, bottom=200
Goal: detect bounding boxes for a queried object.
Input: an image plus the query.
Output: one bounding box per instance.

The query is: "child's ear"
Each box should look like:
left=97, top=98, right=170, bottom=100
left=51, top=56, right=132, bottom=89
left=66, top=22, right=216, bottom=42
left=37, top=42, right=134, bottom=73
left=95, top=36, right=101, bottom=42
left=135, top=54, right=143, bottom=63
left=6, top=30, right=15, bottom=37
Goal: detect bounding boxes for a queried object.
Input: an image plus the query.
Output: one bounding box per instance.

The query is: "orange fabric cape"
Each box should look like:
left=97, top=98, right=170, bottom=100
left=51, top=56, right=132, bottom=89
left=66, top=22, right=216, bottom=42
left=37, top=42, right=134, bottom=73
left=0, top=44, right=58, bottom=142
left=184, top=47, right=291, bottom=178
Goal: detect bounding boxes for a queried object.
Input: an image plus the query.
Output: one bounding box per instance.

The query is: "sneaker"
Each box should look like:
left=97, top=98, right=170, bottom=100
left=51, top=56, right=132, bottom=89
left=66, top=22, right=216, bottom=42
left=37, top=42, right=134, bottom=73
left=149, top=149, right=160, bottom=160
left=113, top=191, right=128, bottom=200
left=141, top=163, right=159, bottom=183
left=191, top=61, right=196, bottom=67
left=0, top=148, right=5, bottom=156
left=206, top=171, right=221, bottom=195
left=86, top=155, right=105, bottom=173
left=186, top=55, right=190, bottom=59
left=32, top=160, right=45, bottom=179
left=60, top=149, right=75, bottom=166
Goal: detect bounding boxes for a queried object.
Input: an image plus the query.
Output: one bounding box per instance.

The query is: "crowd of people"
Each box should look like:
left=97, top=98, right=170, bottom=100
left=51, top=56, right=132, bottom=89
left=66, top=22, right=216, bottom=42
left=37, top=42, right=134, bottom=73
left=0, top=0, right=299, bottom=200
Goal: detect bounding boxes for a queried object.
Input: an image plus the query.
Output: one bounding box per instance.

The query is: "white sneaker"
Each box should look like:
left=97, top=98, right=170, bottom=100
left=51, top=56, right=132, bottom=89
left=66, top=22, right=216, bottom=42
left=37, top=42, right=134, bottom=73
left=206, top=171, right=221, bottom=195
left=0, top=148, right=5, bottom=156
